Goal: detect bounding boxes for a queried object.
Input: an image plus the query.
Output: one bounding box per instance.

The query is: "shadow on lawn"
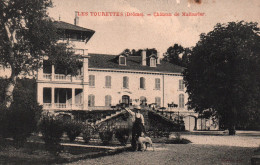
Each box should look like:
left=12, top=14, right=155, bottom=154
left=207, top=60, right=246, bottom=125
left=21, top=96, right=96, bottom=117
left=0, top=138, right=127, bottom=164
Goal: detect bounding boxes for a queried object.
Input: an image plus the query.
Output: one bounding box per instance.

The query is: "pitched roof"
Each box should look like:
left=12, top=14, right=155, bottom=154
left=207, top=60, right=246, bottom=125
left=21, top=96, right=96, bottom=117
left=88, top=53, right=184, bottom=73
left=53, top=21, right=95, bottom=33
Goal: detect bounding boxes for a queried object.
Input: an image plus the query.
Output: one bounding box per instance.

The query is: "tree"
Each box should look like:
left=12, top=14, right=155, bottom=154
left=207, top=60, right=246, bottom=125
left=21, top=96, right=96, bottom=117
left=123, top=48, right=157, bottom=57
left=163, top=44, right=184, bottom=65
left=183, top=21, right=260, bottom=135
left=0, top=78, right=42, bottom=147
left=181, top=48, right=191, bottom=67
left=0, top=0, right=79, bottom=108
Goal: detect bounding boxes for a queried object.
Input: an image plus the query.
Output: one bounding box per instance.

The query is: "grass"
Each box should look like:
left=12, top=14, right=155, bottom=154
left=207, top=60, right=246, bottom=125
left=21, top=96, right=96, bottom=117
left=0, top=136, right=128, bottom=165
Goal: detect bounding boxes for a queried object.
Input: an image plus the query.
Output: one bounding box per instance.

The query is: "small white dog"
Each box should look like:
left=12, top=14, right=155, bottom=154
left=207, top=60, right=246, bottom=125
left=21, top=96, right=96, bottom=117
left=138, top=135, right=154, bottom=151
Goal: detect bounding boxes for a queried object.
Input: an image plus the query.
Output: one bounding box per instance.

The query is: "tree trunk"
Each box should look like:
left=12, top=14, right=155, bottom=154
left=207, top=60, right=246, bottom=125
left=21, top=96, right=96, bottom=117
left=228, top=125, right=236, bottom=135
left=4, top=75, right=17, bottom=108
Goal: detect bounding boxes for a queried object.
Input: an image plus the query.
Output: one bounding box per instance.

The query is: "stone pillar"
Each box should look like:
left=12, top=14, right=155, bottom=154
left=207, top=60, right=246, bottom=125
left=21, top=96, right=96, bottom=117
left=51, top=87, right=55, bottom=108
left=82, top=55, right=89, bottom=110
left=51, top=65, right=55, bottom=81
left=37, top=84, right=43, bottom=105
left=37, top=59, right=43, bottom=81
left=72, top=88, right=75, bottom=109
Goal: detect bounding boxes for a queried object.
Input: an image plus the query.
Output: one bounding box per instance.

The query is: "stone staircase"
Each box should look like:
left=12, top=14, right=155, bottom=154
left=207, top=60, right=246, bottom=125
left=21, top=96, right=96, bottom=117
left=89, top=108, right=126, bottom=126
left=148, top=108, right=178, bottom=123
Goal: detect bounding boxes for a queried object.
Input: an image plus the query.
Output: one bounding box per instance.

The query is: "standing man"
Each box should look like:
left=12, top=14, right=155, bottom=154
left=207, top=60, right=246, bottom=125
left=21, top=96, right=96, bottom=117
left=125, top=106, right=145, bottom=151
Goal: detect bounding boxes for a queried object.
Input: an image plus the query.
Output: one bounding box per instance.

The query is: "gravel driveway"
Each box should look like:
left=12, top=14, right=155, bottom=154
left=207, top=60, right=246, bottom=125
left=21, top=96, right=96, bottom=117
left=67, top=134, right=259, bottom=165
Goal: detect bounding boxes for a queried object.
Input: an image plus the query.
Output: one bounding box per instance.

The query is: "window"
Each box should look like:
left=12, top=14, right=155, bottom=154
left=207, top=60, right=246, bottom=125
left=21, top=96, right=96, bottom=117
left=105, top=76, right=111, bottom=88
left=179, top=79, right=184, bottom=90
left=155, top=78, right=160, bottom=90
left=105, top=95, right=112, bottom=106
left=179, top=94, right=184, bottom=108
left=155, top=97, right=161, bottom=107
left=123, top=76, right=129, bottom=89
left=119, top=56, right=126, bottom=65
left=43, top=88, right=51, bottom=103
left=150, top=58, right=156, bottom=67
left=140, top=96, right=147, bottom=106
left=89, top=75, right=95, bottom=87
left=140, top=77, right=145, bottom=89
left=88, top=94, right=95, bottom=107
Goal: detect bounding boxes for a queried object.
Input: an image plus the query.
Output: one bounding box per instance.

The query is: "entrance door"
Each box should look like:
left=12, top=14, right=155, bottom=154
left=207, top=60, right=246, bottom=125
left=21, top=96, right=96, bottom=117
left=122, top=95, right=130, bottom=107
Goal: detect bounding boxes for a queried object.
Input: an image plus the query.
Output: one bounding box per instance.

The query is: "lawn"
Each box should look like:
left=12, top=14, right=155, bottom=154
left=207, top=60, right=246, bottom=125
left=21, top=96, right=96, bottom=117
left=0, top=136, right=129, bottom=165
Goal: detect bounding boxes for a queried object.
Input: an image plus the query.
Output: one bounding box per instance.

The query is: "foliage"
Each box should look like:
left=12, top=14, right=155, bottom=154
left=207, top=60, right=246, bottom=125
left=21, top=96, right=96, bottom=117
left=181, top=48, right=191, bottom=67
left=0, top=78, right=42, bottom=147
left=124, top=48, right=158, bottom=57
left=0, top=0, right=80, bottom=107
left=98, top=126, right=114, bottom=145
left=115, top=128, right=130, bottom=145
left=163, top=44, right=191, bottom=67
left=183, top=21, right=260, bottom=134
left=82, top=126, right=92, bottom=144
left=47, top=43, right=83, bottom=76
left=38, top=114, right=64, bottom=155
left=64, top=120, right=83, bottom=142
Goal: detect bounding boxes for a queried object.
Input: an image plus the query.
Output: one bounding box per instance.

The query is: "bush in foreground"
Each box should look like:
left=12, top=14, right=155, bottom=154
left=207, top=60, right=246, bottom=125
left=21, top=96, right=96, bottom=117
left=38, top=114, right=64, bottom=155
left=82, top=125, right=93, bottom=144
left=0, top=78, right=42, bottom=148
left=115, top=128, right=130, bottom=146
left=64, top=120, right=82, bottom=142
left=99, top=127, right=113, bottom=145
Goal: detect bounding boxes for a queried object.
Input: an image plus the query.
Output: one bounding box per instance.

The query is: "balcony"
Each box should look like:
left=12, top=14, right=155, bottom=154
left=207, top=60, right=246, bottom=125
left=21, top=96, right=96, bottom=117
left=40, top=73, right=83, bottom=82
left=43, top=73, right=51, bottom=80
left=43, top=103, right=83, bottom=110
left=54, top=74, right=71, bottom=81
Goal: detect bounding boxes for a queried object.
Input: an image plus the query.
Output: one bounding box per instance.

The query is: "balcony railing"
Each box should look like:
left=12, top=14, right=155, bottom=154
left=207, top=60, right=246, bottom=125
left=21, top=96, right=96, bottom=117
left=43, top=103, right=52, bottom=109
left=43, top=73, right=51, bottom=80
left=43, top=103, right=84, bottom=110
left=54, top=74, right=71, bottom=81
left=41, top=73, right=83, bottom=82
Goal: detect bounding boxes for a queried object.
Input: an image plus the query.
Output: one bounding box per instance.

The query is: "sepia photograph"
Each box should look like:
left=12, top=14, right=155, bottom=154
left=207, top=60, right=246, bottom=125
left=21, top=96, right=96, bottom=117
left=0, top=0, right=259, bottom=164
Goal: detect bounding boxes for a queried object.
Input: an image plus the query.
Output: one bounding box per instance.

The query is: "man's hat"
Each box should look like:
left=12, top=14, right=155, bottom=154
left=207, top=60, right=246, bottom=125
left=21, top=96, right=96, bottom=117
left=134, top=105, right=141, bottom=110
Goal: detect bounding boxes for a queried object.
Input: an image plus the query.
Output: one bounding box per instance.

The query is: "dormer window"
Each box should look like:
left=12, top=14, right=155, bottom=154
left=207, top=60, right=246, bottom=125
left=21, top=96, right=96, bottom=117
left=119, top=56, right=126, bottom=65
left=150, top=57, right=156, bottom=67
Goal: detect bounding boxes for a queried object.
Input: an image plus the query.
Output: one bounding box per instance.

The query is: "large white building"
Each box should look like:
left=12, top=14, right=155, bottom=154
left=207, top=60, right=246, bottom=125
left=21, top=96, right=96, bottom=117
left=0, top=18, right=217, bottom=131
left=36, top=22, right=188, bottom=112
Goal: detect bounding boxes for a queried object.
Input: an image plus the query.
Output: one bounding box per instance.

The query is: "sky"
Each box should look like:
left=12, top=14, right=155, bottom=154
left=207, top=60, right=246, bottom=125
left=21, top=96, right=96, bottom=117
left=48, top=0, right=260, bottom=55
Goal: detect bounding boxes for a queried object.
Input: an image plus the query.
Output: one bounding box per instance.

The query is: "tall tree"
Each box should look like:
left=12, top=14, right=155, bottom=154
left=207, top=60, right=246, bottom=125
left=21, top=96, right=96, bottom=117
left=0, top=0, right=79, bottom=108
left=180, top=48, right=191, bottom=67
left=183, top=21, right=260, bottom=134
left=163, top=44, right=184, bottom=65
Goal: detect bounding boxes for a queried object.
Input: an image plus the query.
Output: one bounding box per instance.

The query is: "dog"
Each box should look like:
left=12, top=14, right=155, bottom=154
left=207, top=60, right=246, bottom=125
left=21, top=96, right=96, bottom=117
left=137, top=136, right=154, bottom=151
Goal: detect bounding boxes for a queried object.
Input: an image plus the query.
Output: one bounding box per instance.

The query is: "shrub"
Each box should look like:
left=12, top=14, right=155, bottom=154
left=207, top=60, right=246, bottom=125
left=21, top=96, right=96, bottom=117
left=99, top=129, right=113, bottom=145
left=64, top=120, right=82, bottom=142
left=82, top=126, right=92, bottom=144
left=38, top=114, right=64, bottom=155
left=115, top=128, right=130, bottom=145
left=165, top=132, right=191, bottom=144
left=0, top=78, right=42, bottom=148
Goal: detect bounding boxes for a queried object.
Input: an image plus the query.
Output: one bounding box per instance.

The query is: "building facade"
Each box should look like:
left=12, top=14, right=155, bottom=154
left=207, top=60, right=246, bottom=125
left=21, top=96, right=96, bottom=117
left=0, top=19, right=217, bottom=131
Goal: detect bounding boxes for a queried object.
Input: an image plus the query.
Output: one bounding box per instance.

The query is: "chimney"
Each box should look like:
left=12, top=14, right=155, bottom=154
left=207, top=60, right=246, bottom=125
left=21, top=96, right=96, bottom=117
left=157, top=51, right=161, bottom=64
left=74, top=11, right=79, bottom=26
left=141, top=50, right=147, bottom=66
